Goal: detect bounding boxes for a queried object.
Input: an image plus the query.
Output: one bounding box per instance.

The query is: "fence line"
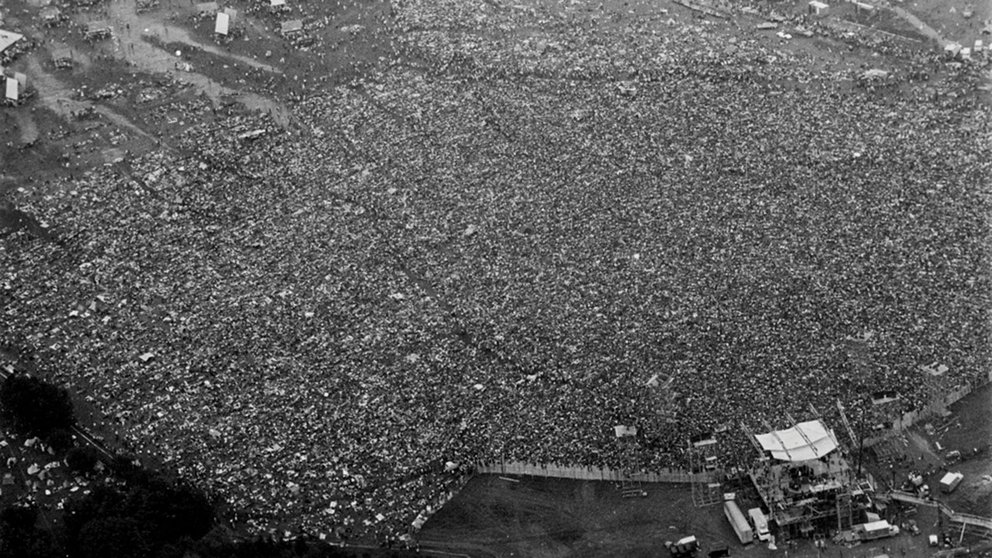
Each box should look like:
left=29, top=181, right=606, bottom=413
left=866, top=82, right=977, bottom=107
left=893, top=373, right=990, bottom=432
left=477, top=374, right=992, bottom=483
left=474, top=462, right=714, bottom=484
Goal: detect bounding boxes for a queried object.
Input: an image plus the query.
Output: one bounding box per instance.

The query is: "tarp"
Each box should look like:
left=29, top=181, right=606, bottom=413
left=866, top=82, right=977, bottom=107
left=614, top=425, right=637, bottom=438
left=754, top=420, right=838, bottom=461
left=0, top=30, right=23, bottom=54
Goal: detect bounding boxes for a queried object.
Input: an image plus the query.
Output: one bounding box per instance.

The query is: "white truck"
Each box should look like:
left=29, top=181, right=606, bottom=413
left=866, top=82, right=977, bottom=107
left=748, top=507, right=771, bottom=542
left=854, top=520, right=900, bottom=541
left=724, top=500, right=754, bottom=545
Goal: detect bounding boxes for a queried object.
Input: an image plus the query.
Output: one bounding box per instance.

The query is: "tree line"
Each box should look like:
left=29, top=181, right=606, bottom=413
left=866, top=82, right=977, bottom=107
left=0, top=373, right=424, bottom=558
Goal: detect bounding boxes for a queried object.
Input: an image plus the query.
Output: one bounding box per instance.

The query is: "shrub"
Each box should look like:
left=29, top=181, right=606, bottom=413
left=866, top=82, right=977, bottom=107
left=0, top=374, right=74, bottom=436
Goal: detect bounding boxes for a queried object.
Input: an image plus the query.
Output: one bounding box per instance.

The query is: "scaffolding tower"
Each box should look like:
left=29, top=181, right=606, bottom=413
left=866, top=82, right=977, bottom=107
left=689, top=434, right=722, bottom=507
left=615, top=425, right=647, bottom=498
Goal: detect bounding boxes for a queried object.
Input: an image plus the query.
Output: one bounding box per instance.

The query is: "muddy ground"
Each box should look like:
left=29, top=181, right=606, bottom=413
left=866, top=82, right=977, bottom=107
left=0, top=0, right=402, bottom=192
left=1, top=0, right=987, bottom=197
left=419, top=474, right=981, bottom=558
left=422, top=384, right=992, bottom=558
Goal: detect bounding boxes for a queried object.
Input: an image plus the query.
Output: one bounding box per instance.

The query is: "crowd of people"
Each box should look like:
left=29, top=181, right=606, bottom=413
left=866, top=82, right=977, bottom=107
left=2, top=0, right=991, bottom=545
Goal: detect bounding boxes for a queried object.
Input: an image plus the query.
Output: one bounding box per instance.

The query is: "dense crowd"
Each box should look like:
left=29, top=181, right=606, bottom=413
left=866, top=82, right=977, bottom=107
left=2, top=0, right=992, bottom=544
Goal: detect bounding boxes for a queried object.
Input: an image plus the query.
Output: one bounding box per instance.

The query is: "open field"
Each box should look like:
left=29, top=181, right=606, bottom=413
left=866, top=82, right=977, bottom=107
left=419, top=474, right=986, bottom=558
left=1, top=0, right=991, bottom=549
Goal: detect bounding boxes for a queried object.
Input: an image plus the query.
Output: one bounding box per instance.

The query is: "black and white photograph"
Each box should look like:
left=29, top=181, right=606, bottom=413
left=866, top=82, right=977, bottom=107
left=1, top=0, right=990, bottom=556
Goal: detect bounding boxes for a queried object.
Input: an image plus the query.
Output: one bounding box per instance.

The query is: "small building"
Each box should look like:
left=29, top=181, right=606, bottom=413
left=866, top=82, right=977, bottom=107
left=4, top=76, right=18, bottom=101
left=270, top=0, right=288, bottom=11
left=854, top=2, right=875, bottom=14
left=808, top=1, right=828, bottom=16
left=215, top=12, right=230, bottom=35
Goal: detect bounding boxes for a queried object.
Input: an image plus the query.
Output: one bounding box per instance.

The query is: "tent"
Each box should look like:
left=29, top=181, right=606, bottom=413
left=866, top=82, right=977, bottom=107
left=808, top=1, right=828, bottom=16
left=0, top=30, right=23, bottom=55
left=195, top=1, right=219, bottom=15
left=754, top=420, right=839, bottom=462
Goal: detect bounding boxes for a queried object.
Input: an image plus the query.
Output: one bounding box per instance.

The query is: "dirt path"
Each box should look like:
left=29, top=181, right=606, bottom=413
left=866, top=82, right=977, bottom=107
left=71, top=0, right=293, bottom=128
left=105, top=0, right=283, bottom=75
left=24, top=54, right=164, bottom=149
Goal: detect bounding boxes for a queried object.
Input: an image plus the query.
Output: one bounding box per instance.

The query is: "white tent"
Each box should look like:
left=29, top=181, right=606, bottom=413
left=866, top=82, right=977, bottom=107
left=754, top=420, right=839, bottom=462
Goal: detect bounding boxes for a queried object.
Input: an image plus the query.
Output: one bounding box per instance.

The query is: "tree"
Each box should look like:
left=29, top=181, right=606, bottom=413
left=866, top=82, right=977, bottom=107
left=75, top=517, right=150, bottom=558
left=45, top=428, right=74, bottom=454
left=0, top=374, right=74, bottom=436
left=63, top=484, right=126, bottom=543
left=0, top=504, right=61, bottom=558
left=123, top=478, right=214, bottom=545
left=65, top=447, right=100, bottom=474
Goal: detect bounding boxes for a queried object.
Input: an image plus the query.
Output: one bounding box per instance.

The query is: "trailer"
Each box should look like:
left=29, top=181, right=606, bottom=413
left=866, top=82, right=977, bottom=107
left=939, top=472, right=963, bottom=494
left=854, top=520, right=900, bottom=541
left=724, top=500, right=753, bottom=545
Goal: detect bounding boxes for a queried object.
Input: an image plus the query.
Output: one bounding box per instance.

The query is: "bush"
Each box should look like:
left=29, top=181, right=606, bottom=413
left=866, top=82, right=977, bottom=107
left=0, top=374, right=74, bottom=436
left=0, top=504, right=61, bottom=558
left=65, top=447, right=100, bottom=474
left=76, top=517, right=150, bottom=558
left=45, top=428, right=74, bottom=454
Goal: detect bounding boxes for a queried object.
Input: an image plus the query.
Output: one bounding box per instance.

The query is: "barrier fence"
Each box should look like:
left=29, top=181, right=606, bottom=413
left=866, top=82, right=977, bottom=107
left=476, top=373, right=992, bottom=485
left=898, top=373, right=989, bottom=430
left=475, top=462, right=715, bottom=484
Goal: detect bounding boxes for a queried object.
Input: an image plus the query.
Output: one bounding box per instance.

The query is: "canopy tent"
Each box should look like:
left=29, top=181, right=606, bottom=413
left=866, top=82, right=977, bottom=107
left=754, top=420, right=839, bottom=462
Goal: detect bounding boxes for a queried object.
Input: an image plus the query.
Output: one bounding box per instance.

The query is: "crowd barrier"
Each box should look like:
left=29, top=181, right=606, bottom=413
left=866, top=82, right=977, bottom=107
left=474, top=461, right=715, bottom=484
left=893, top=371, right=991, bottom=432
left=886, top=491, right=992, bottom=533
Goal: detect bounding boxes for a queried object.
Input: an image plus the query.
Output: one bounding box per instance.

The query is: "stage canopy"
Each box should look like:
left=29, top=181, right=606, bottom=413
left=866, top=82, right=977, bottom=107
left=755, top=420, right=839, bottom=462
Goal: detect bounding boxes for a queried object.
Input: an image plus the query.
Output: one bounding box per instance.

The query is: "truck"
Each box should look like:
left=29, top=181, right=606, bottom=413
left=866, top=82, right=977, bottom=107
left=939, top=472, right=964, bottom=494
left=747, top=508, right=771, bottom=542
left=854, top=520, right=900, bottom=541
left=667, top=536, right=699, bottom=558
left=724, top=500, right=754, bottom=545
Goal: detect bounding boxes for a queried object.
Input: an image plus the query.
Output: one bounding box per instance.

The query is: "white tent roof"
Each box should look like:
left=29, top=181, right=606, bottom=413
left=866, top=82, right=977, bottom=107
left=754, top=420, right=839, bottom=462
left=0, top=30, right=24, bottom=54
